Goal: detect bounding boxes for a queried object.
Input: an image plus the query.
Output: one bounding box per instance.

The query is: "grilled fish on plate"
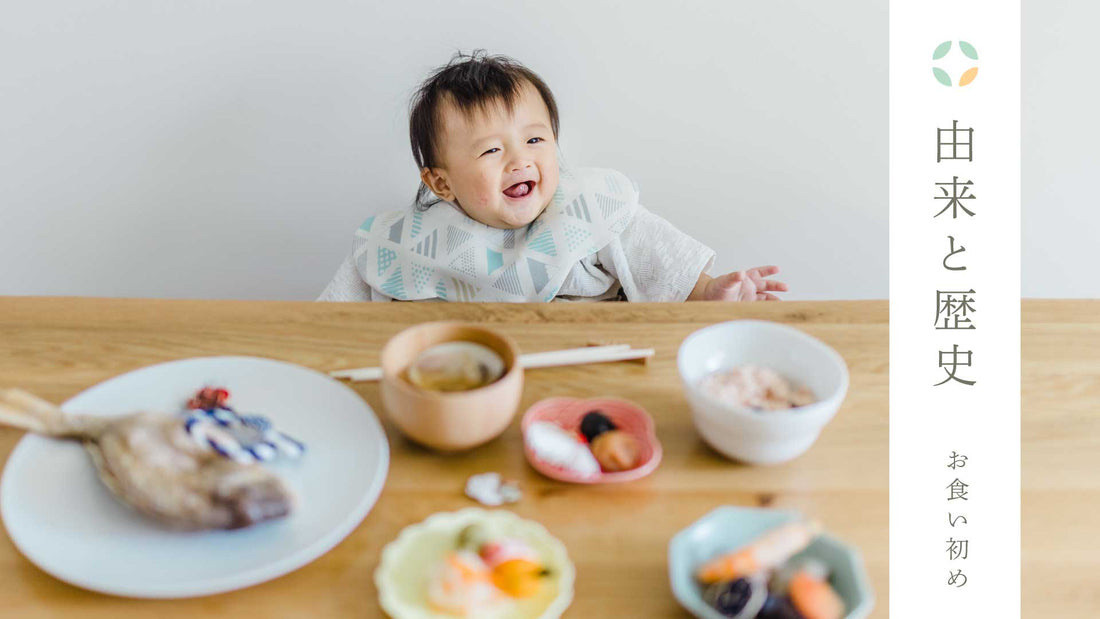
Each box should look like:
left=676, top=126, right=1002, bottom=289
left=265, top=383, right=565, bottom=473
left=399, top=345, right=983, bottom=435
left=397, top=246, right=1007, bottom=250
left=0, top=388, right=294, bottom=530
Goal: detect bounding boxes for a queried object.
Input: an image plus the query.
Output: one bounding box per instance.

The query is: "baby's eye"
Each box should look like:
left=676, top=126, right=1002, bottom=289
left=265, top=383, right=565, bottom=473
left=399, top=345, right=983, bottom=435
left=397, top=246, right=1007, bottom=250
left=481, top=147, right=500, bottom=156
left=527, top=137, right=543, bottom=144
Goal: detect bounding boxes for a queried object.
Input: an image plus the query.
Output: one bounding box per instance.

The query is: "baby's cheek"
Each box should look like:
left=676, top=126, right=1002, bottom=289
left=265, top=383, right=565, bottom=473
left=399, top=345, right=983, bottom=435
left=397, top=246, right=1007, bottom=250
left=478, top=188, right=499, bottom=209
left=461, top=190, right=499, bottom=225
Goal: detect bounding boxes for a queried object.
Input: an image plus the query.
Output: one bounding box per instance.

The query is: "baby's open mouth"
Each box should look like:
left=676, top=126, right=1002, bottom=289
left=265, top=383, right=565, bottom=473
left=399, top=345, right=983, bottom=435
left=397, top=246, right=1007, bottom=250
left=503, top=181, right=535, bottom=199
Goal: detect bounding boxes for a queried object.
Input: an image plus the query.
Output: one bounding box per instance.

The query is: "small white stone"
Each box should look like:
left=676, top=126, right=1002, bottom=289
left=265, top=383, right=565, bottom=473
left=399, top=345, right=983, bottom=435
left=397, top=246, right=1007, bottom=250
left=465, top=472, right=521, bottom=506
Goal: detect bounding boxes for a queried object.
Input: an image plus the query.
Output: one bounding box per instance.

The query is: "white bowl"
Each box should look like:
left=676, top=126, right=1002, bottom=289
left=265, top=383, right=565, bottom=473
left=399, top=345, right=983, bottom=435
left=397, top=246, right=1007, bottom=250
left=677, top=320, right=849, bottom=465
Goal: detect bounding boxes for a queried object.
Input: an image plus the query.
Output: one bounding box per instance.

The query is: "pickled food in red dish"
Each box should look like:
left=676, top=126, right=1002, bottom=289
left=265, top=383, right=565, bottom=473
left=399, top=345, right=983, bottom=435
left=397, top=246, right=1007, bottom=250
left=580, top=411, right=640, bottom=472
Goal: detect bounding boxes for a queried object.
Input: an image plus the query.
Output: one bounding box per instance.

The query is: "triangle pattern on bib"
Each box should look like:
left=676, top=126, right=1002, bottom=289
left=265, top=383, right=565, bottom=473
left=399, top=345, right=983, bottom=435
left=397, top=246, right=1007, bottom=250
left=353, top=167, right=640, bottom=302
left=449, top=247, right=478, bottom=279
left=527, top=228, right=558, bottom=257
left=452, top=278, right=481, bottom=302
left=414, top=229, right=438, bottom=259
left=380, top=266, right=405, bottom=298
left=388, top=217, right=405, bottom=243
left=596, top=193, right=626, bottom=219
left=563, top=223, right=591, bottom=253
left=446, top=226, right=473, bottom=255
left=564, top=195, right=592, bottom=222
left=492, top=263, right=523, bottom=297
left=527, top=258, right=551, bottom=294
left=411, top=263, right=433, bottom=294
left=378, top=247, right=397, bottom=275
left=486, top=249, right=504, bottom=275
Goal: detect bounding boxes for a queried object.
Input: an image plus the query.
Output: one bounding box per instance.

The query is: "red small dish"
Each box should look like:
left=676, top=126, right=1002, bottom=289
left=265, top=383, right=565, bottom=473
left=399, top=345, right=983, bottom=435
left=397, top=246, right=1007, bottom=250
left=521, top=397, right=663, bottom=484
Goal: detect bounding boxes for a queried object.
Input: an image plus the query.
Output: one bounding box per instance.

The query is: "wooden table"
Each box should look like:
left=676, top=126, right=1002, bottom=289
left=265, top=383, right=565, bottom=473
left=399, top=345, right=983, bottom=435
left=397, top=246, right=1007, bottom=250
left=1021, top=301, right=1100, bottom=618
left=0, top=297, right=884, bottom=617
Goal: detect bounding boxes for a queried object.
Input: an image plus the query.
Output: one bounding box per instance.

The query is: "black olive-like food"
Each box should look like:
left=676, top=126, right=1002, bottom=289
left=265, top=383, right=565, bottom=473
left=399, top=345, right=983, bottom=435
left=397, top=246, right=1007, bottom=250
left=757, top=594, right=806, bottom=619
left=579, top=410, right=616, bottom=442
left=703, top=578, right=755, bottom=617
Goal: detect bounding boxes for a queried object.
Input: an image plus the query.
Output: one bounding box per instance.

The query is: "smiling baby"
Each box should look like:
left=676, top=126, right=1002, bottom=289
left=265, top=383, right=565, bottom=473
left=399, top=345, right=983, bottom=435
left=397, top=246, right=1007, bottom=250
left=319, top=51, right=787, bottom=303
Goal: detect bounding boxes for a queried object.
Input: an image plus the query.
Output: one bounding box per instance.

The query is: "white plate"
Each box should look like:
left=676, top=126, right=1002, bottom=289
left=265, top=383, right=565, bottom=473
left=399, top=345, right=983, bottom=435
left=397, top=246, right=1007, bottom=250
left=0, top=356, right=389, bottom=598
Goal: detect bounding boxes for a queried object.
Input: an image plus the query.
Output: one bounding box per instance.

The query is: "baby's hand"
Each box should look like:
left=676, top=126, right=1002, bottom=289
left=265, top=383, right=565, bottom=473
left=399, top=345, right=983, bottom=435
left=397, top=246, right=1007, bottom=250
left=703, top=266, right=788, bottom=302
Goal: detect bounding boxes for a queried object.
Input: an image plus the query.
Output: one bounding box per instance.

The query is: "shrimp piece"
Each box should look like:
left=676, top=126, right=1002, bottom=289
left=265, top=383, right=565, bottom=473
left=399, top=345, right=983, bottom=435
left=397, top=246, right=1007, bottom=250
left=789, top=568, right=845, bottom=619
left=696, top=520, right=822, bottom=584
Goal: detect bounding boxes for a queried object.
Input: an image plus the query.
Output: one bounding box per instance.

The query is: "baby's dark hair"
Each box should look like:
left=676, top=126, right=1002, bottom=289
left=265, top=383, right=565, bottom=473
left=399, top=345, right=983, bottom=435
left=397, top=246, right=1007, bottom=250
left=409, top=50, right=560, bottom=209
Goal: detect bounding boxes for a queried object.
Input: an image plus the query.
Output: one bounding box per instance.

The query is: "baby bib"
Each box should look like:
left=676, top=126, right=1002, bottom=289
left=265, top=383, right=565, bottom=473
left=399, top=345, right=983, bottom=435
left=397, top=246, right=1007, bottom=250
left=352, top=167, right=639, bottom=302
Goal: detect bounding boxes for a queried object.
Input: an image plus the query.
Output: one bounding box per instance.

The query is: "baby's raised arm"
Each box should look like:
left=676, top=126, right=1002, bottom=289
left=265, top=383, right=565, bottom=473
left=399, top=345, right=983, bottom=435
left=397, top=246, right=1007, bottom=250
left=688, top=266, right=788, bottom=302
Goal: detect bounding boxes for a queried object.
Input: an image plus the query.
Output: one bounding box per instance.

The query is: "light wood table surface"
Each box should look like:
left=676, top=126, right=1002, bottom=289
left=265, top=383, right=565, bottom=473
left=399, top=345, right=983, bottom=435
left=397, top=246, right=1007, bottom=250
left=1021, top=301, right=1100, bottom=618
left=0, top=297, right=884, bottom=617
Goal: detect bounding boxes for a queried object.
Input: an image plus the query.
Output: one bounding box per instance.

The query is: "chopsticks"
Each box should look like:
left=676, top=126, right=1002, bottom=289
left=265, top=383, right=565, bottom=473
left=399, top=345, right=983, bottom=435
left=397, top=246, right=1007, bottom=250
left=328, top=344, right=654, bottom=383
left=517, top=344, right=651, bottom=368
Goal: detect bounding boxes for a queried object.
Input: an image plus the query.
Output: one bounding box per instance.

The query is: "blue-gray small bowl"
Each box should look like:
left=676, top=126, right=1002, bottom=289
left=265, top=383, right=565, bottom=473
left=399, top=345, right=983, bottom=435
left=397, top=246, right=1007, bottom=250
left=668, top=506, right=874, bottom=619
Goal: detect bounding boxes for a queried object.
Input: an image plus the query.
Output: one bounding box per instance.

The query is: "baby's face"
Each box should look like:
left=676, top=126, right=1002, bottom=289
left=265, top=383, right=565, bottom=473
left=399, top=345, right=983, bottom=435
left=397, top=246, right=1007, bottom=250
left=423, top=81, right=560, bottom=229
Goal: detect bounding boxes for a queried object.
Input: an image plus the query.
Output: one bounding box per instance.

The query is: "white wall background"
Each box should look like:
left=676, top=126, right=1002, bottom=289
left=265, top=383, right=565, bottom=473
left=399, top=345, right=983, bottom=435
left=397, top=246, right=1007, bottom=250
left=1022, top=0, right=1100, bottom=298
left=3, top=1, right=888, bottom=300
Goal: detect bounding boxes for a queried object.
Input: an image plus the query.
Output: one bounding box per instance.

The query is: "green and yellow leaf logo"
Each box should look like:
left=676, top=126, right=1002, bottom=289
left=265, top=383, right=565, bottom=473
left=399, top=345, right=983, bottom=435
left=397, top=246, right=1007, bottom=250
left=932, top=40, right=979, bottom=87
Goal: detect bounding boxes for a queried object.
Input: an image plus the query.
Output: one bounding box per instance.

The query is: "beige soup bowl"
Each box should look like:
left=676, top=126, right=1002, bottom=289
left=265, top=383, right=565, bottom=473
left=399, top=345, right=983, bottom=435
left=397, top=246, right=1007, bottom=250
left=380, top=321, right=523, bottom=452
